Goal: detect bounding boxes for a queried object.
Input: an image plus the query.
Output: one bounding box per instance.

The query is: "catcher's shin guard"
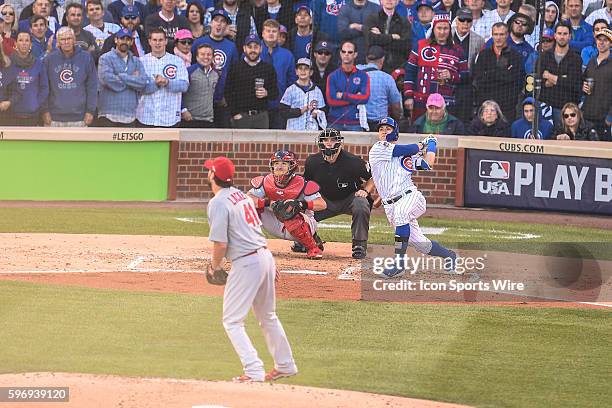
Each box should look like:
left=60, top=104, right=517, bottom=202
left=283, top=216, right=322, bottom=259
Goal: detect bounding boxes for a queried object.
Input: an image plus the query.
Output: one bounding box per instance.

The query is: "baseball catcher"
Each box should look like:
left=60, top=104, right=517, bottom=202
left=247, top=150, right=327, bottom=259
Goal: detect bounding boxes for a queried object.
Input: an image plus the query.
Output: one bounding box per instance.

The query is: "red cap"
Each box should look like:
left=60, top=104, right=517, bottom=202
left=204, top=156, right=235, bottom=182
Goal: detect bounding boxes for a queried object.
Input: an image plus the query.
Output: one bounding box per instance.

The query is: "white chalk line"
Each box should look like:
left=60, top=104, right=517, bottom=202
left=174, top=217, right=541, bottom=240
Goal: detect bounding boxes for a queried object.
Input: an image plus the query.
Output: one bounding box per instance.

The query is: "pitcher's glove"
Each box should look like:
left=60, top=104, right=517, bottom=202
left=206, top=264, right=228, bottom=286
left=271, top=199, right=305, bottom=222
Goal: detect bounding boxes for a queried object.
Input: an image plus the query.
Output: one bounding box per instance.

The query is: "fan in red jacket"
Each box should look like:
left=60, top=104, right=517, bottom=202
left=403, top=12, right=468, bottom=120
left=247, top=150, right=327, bottom=259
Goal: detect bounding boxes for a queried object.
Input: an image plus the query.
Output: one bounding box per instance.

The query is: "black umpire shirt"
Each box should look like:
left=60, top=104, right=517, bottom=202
left=303, top=150, right=372, bottom=202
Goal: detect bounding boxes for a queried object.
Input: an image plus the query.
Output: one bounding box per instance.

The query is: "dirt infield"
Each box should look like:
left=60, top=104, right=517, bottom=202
left=0, top=373, right=472, bottom=408
left=0, top=233, right=609, bottom=407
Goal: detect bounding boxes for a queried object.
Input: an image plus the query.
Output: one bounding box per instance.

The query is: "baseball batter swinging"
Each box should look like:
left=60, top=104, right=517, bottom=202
left=205, top=156, right=298, bottom=382
left=369, top=117, right=458, bottom=277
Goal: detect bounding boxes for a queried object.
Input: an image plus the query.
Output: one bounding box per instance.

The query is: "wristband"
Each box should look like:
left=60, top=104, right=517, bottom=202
left=427, top=140, right=437, bottom=154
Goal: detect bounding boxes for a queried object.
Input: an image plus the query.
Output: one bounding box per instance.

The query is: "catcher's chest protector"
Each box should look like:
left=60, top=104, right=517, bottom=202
left=263, top=174, right=305, bottom=201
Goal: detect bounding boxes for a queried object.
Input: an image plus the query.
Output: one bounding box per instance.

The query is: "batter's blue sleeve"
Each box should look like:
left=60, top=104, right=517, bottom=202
left=391, top=144, right=420, bottom=157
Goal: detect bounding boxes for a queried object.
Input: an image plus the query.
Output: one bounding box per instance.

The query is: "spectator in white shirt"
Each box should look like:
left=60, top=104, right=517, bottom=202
left=586, top=0, right=612, bottom=25
left=136, top=27, right=189, bottom=127
left=280, top=58, right=327, bottom=130
left=479, top=0, right=514, bottom=40
left=84, top=0, right=121, bottom=49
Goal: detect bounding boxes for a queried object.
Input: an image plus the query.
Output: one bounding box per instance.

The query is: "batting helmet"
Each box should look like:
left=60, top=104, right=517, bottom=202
left=377, top=117, right=399, bottom=142
left=317, top=128, right=344, bottom=161
left=270, top=150, right=298, bottom=187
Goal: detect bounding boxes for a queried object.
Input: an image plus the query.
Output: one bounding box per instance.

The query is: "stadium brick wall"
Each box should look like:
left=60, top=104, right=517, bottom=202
left=177, top=142, right=458, bottom=205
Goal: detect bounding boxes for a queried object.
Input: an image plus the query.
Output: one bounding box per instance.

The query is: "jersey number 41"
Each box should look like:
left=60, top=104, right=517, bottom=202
left=244, top=203, right=262, bottom=228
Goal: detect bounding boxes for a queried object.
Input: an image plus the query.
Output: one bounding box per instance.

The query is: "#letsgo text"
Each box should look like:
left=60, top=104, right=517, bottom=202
left=112, top=132, right=145, bottom=141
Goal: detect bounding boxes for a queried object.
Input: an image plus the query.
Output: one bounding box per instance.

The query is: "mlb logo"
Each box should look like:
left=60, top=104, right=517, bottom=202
left=479, top=160, right=510, bottom=179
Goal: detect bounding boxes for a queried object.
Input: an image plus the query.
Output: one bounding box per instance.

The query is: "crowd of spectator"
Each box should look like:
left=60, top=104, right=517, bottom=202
left=0, top=0, right=610, bottom=141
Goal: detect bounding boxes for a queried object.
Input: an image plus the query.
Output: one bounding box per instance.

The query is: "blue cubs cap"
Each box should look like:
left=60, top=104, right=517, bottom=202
left=121, top=5, right=139, bottom=18
left=211, top=9, right=231, bottom=24
left=116, top=28, right=133, bottom=39
left=244, top=34, right=261, bottom=45
left=542, top=28, right=554, bottom=39
left=416, top=0, right=434, bottom=10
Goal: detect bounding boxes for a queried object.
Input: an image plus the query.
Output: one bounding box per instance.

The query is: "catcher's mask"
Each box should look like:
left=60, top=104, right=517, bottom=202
left=270, top=150, right=298, bottom=187
left=377, top=117, right=398, bottom=142
left=317, top=128, right=344, bottom=162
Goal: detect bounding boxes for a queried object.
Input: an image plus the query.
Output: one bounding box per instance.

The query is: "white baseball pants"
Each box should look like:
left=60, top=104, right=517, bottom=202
left=383, top=189, right=433, bottom=254
left=223, top=247, right=297, bottom=380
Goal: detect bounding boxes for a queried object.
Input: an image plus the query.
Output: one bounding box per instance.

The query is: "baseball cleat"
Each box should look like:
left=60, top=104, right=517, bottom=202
left=445, top=251, right=462, bottom=275
left=380, top=266, right=406, bottom=279
left=352, top=245, right=367, bottom=259
left=290, top=242, right=307, bottom=253
left=306, top=246, right=323, bottom=259
left=265, top=368, right=298, bottom=381
left=232, top=374, right=263, bottom=383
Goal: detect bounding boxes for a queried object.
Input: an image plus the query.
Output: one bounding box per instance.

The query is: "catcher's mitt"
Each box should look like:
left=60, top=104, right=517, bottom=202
left=206, top=264, right=228, bottom=286
left=271, top=199, right=304, bottom=222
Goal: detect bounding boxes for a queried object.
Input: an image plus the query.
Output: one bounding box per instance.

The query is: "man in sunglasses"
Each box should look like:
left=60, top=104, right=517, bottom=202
left=452, top=7, right=485, bottom=123
left=326, top=40, right=370, bottom=131
left=525, top=28, right=555, bottom=75
left=108, top=0, right=147, bottom=26
left=97, top=28, right=149, bottom=127
left=505, top=13, right=534, bottom=68
left=101, top=5, right=149, bottom=56
left=482, top=12, right=534, bottom=72
left=311, top=40, right=337, bottom=99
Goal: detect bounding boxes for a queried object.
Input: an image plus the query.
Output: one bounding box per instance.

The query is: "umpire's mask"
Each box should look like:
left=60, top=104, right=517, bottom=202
left=317, top=128, right=344, bottom=162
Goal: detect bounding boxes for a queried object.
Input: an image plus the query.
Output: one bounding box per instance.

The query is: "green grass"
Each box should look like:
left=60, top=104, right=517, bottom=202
left=0, top=207, right=609, bottom=258
left=0, top=281, right=610, bottom=408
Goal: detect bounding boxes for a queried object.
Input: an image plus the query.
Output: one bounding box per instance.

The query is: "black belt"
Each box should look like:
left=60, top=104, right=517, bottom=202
left=382, top=189, right=413, bottom=205
left=233, top=246, right=267, bottom=262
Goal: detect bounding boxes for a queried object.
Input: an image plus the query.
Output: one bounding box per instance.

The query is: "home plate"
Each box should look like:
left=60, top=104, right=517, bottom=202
left=280, top=270, right=328, bottom=275
left=338, top=266, right=361, bottom=281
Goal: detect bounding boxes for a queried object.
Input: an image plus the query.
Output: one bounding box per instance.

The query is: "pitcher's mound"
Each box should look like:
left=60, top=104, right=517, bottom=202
left=0, top=372, right=471, bottom=408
